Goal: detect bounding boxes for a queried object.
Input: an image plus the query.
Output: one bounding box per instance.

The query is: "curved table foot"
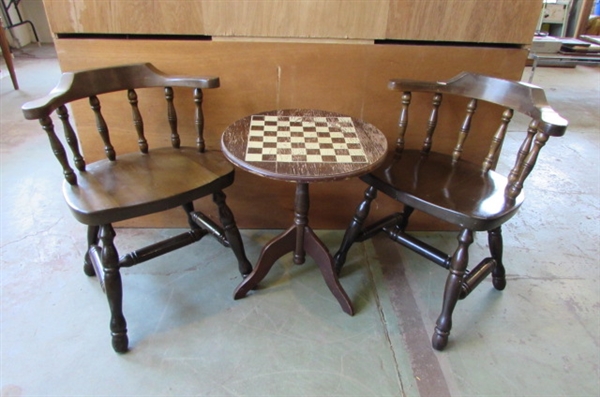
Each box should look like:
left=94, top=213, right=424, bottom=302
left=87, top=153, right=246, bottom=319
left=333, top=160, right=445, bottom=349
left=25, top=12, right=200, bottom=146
left=234, top=226, right=296, bottom=300
left=233, top=225, right=354, bottom=315
left=304, top=227, right=354, bottom=315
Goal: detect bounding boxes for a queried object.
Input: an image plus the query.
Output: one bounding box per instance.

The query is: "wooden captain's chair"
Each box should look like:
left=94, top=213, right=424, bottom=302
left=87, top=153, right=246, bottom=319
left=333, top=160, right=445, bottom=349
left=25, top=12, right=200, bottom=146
left=334, top=72, right=567, bottom=350
left=21, top=63, right=253, bottom=353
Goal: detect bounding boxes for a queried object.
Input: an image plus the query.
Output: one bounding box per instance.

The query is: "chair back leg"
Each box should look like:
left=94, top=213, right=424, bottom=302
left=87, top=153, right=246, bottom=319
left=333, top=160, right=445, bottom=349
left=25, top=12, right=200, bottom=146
left=84, top=225, right=100, bottom=277
left=488, top=227, right=507, bottom=290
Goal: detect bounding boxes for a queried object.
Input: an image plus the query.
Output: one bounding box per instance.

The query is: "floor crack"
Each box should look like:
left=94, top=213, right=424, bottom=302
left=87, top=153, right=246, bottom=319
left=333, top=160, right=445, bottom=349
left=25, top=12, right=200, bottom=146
left=364, top=242, right=407, bottom=397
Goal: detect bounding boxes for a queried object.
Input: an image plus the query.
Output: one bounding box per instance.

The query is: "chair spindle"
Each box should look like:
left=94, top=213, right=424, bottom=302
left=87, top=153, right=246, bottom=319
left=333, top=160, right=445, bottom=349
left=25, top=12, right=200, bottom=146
left=127, top=89, right=148, bottom=153
left=395, top=92, right=411, bottom=154
left=422, top=93, right=442, bottom=154
left=482, top=108, right=513, bottom=173
left=89, top=95, right=116, bottom=161
left=57, top=105, right=86, bottom=171
left=506, top=129, right=549, bottom=199
left=194, top=88, right=205, bottom=153
left=165, top=87, right=180, bottom=148
left=452, top=98, right=477, bottom=163
left=507, top=119, right=538, bottom=188
left=39, top=116, right=77, bottom=185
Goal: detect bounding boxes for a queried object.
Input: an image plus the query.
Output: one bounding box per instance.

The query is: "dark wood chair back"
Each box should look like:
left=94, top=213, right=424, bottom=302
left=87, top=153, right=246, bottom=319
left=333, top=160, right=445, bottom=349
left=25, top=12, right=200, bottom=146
left=388, top=72, right=566, bottom=201
left=22, top=63, right=218, bottom=185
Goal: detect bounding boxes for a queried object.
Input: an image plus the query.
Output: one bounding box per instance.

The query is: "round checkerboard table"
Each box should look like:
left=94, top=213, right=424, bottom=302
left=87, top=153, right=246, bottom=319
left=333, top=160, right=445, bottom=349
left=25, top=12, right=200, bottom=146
left=221, top=109, right=388, bottom=314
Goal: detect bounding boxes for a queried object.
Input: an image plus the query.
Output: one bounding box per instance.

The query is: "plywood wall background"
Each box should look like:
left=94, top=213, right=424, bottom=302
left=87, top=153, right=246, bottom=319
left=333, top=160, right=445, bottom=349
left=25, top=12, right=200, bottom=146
left=43, top=0, right=542, bottom=44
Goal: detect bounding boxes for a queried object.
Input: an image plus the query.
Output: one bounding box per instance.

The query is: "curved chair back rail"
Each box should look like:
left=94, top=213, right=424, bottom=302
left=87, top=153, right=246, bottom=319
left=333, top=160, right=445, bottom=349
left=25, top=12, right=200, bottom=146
left=22, top=63, right=219, bottom=120
left=388, top=72, right=567, bottom=137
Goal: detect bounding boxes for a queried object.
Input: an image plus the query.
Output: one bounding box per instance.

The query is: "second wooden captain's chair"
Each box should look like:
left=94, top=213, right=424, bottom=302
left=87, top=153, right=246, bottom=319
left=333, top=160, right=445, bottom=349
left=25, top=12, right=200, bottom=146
left=22, top=63, right=253, bottom=353
left=334, top=72, right=567, bottom=350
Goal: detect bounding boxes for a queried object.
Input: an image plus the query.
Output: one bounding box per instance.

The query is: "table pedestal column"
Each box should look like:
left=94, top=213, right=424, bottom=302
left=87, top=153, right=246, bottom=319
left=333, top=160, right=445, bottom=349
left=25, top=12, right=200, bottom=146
left=233, top=182, right=354, bottom=315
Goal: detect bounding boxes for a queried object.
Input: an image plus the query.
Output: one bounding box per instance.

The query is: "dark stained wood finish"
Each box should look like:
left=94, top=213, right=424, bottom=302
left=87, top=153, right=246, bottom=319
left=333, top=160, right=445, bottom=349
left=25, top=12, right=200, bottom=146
left=222, top=109, right=387, bottom=314
left=222, top=109, right=388, bottom=182
left=21, top=63, right=252, bottom=353
left=334, top=72, right=567, bottom=350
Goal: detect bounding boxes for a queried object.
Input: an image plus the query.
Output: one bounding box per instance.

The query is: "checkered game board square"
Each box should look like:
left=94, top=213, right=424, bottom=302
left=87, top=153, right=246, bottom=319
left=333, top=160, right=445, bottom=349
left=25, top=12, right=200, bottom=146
left=244, top=115, right=368, bottom=163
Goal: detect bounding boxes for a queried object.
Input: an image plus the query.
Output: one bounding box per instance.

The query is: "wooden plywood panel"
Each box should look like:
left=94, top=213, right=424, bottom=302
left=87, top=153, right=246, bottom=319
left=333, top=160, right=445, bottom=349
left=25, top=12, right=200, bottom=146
left=154, top=1, right=205, bottom=35
left=201, top=0, right=389, bottom=39
left=44, top=0, right=539, bottom=44
left=53, top=39, right=528, bottom=230
left=43, top=0, right=112, bottom=34
left=107, top=1, right=158, bottom=34
left=386, top=0, right=542, bottom=44
left=43, top=0, right=206, bottom=35
left=108, top=0, right=206, bottom=35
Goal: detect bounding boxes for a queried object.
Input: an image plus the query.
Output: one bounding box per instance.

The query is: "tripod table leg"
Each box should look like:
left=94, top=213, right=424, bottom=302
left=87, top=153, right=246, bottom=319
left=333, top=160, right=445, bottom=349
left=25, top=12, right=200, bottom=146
left=233, top=225, right=296, bottom=300
left=304, top=227, right=354, bottom=315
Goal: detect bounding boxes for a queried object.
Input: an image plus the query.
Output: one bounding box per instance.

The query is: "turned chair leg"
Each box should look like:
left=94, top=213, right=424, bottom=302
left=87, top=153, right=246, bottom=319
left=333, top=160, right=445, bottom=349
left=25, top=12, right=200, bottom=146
left=83, top=225, right=100, bottom=277
left=488, top=226, right=506, bottom=290
left=182, top=201, right=201, bottom=231
left=333, top=185, right=377, bottom=274
left=397, top=205, right=414, bottom=232
left=99, top=224, right=128, bottom=353
left=432, top=229, right=473, bottom=351
left=213, top=191, right=253, bottom=277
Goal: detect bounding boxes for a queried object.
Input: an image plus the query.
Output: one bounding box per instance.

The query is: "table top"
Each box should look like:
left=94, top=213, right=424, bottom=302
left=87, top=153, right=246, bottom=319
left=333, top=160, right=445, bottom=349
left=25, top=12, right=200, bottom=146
left=221, top=109, right=388, bottom=183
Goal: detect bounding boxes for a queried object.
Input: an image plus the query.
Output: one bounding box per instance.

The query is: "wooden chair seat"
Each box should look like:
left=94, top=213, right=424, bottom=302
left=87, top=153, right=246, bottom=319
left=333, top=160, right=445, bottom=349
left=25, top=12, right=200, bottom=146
left=364, top=150, right=524, bottom=231
left=334, top=72, right=567, bottom=350
left=65, top=148, right=234, bottom=225
left=22, top=63, right=252, bottom=353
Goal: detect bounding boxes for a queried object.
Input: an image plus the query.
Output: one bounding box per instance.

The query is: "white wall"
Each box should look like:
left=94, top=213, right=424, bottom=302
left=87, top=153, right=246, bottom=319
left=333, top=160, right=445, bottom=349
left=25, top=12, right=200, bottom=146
left=1, top=0, right=53, bottom=47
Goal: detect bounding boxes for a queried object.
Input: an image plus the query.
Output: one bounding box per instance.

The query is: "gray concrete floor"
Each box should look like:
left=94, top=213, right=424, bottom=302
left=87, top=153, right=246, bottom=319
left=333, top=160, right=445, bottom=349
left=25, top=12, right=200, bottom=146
left=1, top=45, right=599, bottom=396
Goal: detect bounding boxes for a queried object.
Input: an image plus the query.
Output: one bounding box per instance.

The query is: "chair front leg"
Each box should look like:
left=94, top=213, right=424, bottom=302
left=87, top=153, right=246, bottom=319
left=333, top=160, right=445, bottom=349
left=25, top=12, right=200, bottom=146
left=84, top=225, right=100, bottom=276
left=333, top=185, right=377, bottom=274
left=432, top=228, right=473, bottom=351
left=213, top=191, right=253, bottom=277
left=99, top=224, right=128, bottom=353
left=488, top=226, right=506, bottom=290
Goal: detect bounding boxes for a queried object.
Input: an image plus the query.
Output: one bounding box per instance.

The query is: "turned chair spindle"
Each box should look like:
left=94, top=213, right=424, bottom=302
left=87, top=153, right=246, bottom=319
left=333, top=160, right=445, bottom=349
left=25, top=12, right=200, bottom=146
left=57, top=105, right=86, bottom=171
left=165, top=86, right=180, bottom=148
left=194, top=88, right=205, bottom=152
left=451, top=98, right=477, bottom=163
left=421, top=93, right=442, bottom=154
left=395, top=92, right=411, bottom=154
left=127, top=89, right=148, bottom=153
left=483, top=108, right=513, bottom=172
left=89, top=95, right=116, bottom=161
left=39, top=115, right=77, bottom=185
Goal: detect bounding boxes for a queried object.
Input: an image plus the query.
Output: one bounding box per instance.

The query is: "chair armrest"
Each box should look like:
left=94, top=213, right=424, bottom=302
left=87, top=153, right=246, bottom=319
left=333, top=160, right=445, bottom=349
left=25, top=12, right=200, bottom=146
left=22, top=63, right=219, bottom=119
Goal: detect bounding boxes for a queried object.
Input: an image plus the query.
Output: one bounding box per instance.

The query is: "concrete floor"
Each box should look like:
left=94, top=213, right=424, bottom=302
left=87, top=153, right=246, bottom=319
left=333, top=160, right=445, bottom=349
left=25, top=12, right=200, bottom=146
left=1, top=45, right=599, bottom=396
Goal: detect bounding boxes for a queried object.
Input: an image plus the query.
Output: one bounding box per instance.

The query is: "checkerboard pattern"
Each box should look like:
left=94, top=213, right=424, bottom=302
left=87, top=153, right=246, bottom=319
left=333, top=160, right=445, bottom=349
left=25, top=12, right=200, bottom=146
left=244, top=115, right=368, bottom=163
